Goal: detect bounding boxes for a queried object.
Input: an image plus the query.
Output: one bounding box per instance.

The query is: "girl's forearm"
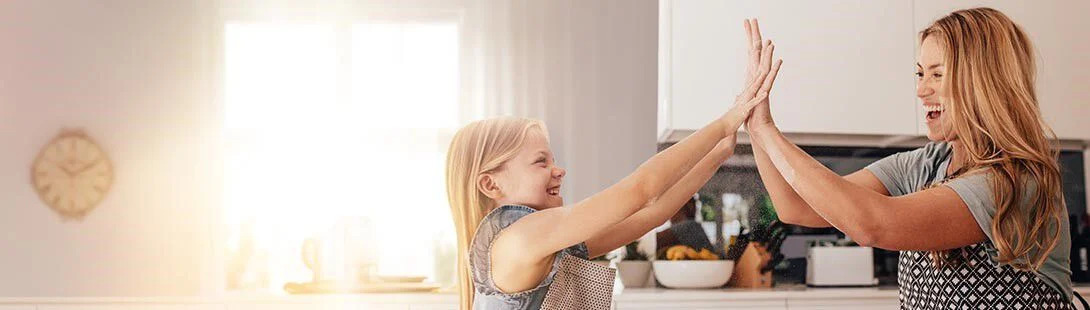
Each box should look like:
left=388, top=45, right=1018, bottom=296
left=585, top=136, right=736, bottom=257
left=627, top=118, right=729, bottom=204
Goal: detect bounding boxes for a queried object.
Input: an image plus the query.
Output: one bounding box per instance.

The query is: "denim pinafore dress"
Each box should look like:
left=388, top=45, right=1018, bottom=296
left=469, top=205, right=616, bottom=310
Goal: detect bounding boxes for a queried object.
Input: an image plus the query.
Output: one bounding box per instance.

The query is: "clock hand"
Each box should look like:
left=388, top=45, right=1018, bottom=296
left=57, top=164, right=76, bottom=177
left=74, top=159, right=102, bottom=174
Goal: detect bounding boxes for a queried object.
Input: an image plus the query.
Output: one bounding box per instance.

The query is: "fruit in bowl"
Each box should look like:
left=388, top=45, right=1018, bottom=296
left=663, top=245, right=720, bottom=261
left=653, top=246, right=734, bottom=289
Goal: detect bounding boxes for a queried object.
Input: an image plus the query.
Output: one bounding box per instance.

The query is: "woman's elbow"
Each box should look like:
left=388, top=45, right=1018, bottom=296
left=845, top=224, right=883, bottom=248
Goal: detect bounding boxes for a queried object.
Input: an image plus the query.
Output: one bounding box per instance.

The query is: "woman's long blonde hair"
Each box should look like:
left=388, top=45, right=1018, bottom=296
left=445, top=117, right=547, bottom=309
left=923, top=7, right=1065, bottom=271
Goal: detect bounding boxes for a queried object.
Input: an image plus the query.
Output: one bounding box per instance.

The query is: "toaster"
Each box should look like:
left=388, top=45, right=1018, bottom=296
left=806, top=246, right=878, bottom=286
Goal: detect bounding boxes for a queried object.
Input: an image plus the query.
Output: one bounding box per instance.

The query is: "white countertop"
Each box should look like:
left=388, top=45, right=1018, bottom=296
left=2, top=285, right=1088, bottom=304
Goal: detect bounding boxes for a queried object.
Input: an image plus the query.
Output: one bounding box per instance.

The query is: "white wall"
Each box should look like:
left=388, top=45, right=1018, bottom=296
left=0, top=0, right=658, bottom=297
left=0, top=0, right=221, bottom=296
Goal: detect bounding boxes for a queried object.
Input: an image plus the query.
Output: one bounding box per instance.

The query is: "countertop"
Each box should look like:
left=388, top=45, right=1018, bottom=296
left=2, top=284, right=1089, bottom=305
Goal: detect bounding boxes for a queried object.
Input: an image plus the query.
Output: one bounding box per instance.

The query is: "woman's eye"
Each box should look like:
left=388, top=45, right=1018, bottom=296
left=914, top=72, right=924, bottom=78
left=932, top=73, right=943, bottom=79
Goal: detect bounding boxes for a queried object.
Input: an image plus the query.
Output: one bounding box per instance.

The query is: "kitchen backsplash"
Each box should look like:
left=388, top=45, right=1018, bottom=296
left=659, top=142, right=1088, bottom=285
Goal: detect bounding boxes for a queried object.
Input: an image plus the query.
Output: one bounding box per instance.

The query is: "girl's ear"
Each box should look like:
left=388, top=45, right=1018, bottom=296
left=477, top=173, right=504, bottom=200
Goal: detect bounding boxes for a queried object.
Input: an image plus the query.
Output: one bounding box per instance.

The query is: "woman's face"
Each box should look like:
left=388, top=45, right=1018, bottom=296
left=917, top=36, right=957, bottom=142
left=488, top=128, right=566, bottom=210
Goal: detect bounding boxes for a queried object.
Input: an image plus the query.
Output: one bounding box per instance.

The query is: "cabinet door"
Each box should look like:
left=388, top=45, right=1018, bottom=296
left=667, top=0, right=918, bottom=136
left=913, top=1, right=1090, bottom=140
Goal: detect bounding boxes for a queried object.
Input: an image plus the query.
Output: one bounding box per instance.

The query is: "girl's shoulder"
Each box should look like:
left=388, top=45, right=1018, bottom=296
left=470, top=205, right=537, bottom=266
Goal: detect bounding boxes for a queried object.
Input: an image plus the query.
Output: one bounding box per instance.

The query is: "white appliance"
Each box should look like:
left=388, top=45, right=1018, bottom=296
left=806, top=246, right=878, bottom=286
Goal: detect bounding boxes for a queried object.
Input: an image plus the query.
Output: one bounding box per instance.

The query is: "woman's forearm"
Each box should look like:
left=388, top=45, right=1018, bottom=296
left=747, top=124, right=884, bottom=242
left=749, top=134, right=832, bottom=227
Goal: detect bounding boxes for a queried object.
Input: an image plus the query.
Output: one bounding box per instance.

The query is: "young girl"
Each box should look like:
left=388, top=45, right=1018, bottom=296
left=445, top=20, right=782, bottom=310
left=745, top=9, right=1075, bottom=308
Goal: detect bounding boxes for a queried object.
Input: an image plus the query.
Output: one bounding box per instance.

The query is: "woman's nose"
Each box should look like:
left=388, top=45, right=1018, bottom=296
left=916, top=80, right=934, bottom=98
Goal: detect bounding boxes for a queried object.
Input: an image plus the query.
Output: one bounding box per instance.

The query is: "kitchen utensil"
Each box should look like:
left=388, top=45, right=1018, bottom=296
left=760, top=225, right=790, bottom=273
left=724, top=232, right=749, bottom=260
left=727, top=242, right=772, bottom=288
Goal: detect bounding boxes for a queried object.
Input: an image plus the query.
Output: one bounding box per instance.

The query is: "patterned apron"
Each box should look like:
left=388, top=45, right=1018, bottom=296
left=540, top=254, right=616, bottom=310
left=898, top=242, right=1073, bottom=309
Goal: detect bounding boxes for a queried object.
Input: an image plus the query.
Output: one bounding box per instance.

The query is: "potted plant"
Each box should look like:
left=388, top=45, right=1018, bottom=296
left=616, top=241, right=652, bottom=288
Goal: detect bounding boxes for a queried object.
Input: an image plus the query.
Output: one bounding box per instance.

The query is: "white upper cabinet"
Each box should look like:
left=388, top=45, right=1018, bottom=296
left=663, top=0, right=1090, bottom=142
left=913, top=0, right=1090, bottom=140
left=662, top=0, right=919, bottom=139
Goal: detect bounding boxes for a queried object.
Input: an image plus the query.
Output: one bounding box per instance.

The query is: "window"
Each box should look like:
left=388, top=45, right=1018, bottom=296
left=224, top=19, right=459, bottom=291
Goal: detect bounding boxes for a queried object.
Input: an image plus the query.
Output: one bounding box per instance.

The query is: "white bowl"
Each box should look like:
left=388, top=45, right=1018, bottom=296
left=652, top=260, right=735, bottom=289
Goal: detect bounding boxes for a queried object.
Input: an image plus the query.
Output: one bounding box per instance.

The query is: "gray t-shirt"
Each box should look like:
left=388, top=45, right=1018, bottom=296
left=865, top=142, right=1072, bottom=300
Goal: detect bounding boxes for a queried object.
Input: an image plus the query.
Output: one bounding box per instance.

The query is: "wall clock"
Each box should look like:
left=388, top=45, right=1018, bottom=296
left=31, top=129, right=113, bottom=220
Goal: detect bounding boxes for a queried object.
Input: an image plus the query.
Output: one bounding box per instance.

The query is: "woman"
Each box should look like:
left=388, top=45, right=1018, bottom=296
left=747, top=8, right=1074, bottom=309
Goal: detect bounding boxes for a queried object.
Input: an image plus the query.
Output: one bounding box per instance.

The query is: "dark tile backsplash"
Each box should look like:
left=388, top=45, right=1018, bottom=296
left=659, top=142, right=1088, bottom=285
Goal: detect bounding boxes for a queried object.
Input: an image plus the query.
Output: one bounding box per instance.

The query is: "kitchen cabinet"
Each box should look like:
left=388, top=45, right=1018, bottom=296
left=913, top=0, right=1090, bottom=140
left=662, top=0, right=1090, bottom=141
left=661, top=0, right=919, bottom=140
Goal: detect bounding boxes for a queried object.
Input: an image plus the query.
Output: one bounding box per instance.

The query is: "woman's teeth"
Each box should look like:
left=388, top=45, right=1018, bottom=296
left=547, top=187, right=559, bottom=195
left=925, top=105, right=944, bottom=121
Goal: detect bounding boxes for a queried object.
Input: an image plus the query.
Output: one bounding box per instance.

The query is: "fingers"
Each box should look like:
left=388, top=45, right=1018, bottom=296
left=724, top=91, right=767, bottom=131
left=744, top=19, right=752, bottom=44
left=751, top=19, right=762, bottom=49
left=744, top=19, right=759, bottom=82
left=760, top=40, right=774, bottom=76
left=742, top=40, right=773, bottom=98
left=748, top=35, right=761, bottom=80
left=758, top=59, right=784, bottom=96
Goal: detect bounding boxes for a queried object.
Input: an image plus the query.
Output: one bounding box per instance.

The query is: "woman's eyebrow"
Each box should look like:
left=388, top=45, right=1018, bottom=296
left=916, top=62, right=944, bottom=70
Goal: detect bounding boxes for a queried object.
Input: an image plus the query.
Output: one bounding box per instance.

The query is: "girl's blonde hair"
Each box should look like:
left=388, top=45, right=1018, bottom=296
left=922, top=7, right=1065, bottom=271
left=445, top=117, right=547, bottom=309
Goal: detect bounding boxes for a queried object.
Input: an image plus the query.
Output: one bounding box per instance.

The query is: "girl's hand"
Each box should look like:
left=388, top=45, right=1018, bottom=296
left=721, top=18, right=782, bottom=135
left=743, top=19, right=777, bottom=132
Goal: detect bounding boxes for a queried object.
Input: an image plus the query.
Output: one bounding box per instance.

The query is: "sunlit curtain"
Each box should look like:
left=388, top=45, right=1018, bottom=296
left=221, top=0, right=656, bottom=293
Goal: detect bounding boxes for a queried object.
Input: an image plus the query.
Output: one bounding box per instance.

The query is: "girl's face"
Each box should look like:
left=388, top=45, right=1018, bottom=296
left=917, top=36, right=957, bottom=142
left=488, top=128, right=566, bottom=210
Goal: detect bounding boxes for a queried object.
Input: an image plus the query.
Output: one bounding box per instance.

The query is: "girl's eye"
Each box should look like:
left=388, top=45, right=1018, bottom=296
left=914, top=72, right=924, bottom=78
left=932, top=73, right=943, bottom=78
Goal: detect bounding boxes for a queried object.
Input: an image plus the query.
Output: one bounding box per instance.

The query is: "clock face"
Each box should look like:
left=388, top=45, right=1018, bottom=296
left=31, top=130, right=113, bottom=219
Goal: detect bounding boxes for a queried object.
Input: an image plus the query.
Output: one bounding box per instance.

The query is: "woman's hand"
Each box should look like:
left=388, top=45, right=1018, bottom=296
left=742, top=19, right=777, bottom=132
left=721, top=18, right=783, bottom=136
